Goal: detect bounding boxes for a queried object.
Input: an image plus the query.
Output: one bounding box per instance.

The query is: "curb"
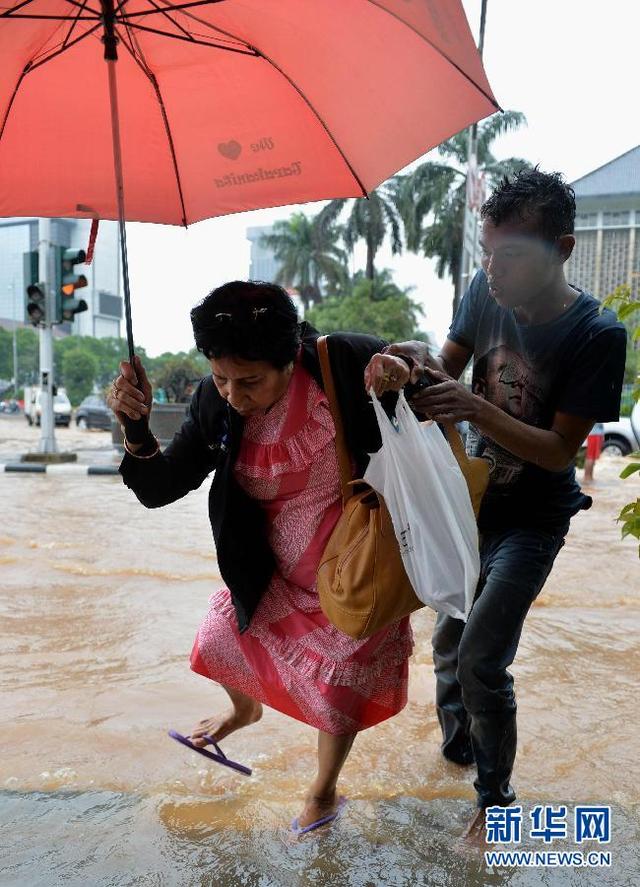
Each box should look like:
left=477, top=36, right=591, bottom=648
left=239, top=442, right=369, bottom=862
left=1, top=463, right=119, bottom=476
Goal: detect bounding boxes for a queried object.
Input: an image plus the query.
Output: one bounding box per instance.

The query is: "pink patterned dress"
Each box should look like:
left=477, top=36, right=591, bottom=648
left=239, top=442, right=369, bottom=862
left=190, top=360, right=413, bottom=735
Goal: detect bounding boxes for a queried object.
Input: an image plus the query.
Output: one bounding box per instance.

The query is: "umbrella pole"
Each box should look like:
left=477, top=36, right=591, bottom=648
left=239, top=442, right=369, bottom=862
left=101, top=0, right=135, bottom=367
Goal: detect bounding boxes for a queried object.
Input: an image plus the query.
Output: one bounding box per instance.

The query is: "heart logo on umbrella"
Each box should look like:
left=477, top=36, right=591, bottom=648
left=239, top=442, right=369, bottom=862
left=218, top=140, right=242, bottom=160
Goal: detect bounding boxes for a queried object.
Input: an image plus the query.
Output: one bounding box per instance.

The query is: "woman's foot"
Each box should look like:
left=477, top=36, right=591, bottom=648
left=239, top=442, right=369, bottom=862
left=190, top=699, right=262, bottom=747
left=296, top=789, right=341, bottom=830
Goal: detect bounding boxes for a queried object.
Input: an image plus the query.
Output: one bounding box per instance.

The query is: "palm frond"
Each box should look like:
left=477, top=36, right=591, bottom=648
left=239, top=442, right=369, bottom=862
left=476, top=110, right=527, bottom=160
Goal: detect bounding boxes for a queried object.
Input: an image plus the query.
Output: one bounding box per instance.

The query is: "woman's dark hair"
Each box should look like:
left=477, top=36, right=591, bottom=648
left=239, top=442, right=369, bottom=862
left=481, top=167, right=576, bottom=243
left=191, top=280, right=301, bottom=368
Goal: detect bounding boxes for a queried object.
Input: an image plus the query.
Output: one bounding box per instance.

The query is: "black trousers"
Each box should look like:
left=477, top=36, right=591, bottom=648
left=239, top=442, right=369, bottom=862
left=432, top=525, right=568, bottom=808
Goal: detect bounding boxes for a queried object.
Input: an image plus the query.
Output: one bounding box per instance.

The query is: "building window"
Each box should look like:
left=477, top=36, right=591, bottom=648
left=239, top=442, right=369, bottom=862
left=602, top=211, right=630, bottom=228
left=98, top=291, right=122, bottom=319
left=575, top=213, right=598, bottom=229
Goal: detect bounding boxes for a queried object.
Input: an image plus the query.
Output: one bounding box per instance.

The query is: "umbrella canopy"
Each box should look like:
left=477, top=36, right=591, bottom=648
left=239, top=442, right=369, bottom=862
left=0, top=0, right=499, bottom=225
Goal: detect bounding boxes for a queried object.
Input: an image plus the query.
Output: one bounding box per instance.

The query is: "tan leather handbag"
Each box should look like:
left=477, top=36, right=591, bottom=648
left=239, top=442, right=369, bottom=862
left=316, top=336, right=489, bottom=640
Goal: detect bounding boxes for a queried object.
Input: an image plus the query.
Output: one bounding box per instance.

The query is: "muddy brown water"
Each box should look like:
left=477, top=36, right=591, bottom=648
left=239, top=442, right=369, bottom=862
left=1, top=418, right=639, bottom=885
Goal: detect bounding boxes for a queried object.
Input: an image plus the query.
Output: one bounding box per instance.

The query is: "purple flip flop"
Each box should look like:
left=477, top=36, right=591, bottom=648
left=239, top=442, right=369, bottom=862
left=291, top=796, right=347, bottom=836
left=168, top=729, right=252, bottom=776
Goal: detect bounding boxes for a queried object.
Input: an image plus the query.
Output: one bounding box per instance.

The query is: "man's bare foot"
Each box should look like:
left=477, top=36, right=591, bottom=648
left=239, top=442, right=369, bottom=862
left=461, top=807, right=487, bottom=848
left=190, top=699, right=262, bottom=748
left=296, top=789, right=340, bottom=830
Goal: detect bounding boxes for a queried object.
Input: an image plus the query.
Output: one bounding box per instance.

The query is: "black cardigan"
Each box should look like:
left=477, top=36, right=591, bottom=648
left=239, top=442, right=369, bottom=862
left=120, top=325, right=392, bottom=632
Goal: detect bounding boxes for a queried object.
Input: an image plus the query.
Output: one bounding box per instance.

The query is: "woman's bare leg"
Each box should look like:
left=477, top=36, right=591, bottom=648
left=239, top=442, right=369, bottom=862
left=190, top=684, right=262, bottom=747
left=296, top=730, right=356, bottom=828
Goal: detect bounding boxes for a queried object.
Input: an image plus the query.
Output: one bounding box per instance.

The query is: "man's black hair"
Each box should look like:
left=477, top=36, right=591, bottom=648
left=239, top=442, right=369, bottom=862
left=191, top=280, right=301, bottom=368
left=481, top=167, right=576, bottom=243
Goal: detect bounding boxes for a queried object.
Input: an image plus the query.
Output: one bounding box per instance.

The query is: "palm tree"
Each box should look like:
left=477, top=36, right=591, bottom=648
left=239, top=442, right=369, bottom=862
left=315, top=182, right=403, bottom=285
left=396, top=110, right=530, bottom=317
left=259, top=212, right=348, bottom=310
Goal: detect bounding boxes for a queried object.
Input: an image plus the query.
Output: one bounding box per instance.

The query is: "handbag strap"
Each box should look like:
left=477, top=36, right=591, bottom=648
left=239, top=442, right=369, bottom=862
left=317, top=335, right=353, bottom=504
left=442, top=422, right=470, bottom=467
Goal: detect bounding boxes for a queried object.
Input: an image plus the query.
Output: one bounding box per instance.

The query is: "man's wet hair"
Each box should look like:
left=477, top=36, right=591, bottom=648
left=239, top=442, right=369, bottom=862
left=191, top=280, right=301, bottom=369
left=481, top=167, right=576, bottom=243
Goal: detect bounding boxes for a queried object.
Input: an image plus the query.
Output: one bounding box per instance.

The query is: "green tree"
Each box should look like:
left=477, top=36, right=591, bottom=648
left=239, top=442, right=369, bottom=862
left=316, top=182, right=403, bottom=283
left=395, top=110, right=529, bottom=317
left=151, top=354, right=206, bottom=403
left=259, top=212, right=349, bottom=309
left=61, top=348, right=98, bottom=405
left=0, top=328, right=12, bottom=381
left=307, top=269, right=423, bottom=342
left=54, top=335, right=151, bottom=389
left=15, top=327, right=39, bottom=386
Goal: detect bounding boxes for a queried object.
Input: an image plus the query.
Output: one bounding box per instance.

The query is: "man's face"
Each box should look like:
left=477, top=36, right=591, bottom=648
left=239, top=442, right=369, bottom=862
left=480, top=217, right=557, bottom=310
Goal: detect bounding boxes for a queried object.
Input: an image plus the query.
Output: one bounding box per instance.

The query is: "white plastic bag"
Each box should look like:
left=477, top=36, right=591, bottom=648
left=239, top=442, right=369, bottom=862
left=364, top=390, right=480, bottom=621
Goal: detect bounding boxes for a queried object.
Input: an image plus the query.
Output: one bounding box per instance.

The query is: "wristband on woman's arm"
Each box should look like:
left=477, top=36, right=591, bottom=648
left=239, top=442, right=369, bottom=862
left=123, top=436, right=160, bottom=459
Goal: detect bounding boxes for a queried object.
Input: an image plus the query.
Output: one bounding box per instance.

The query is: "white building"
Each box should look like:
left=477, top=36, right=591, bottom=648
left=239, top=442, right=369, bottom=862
left=567, top=145, right=640, bottom=299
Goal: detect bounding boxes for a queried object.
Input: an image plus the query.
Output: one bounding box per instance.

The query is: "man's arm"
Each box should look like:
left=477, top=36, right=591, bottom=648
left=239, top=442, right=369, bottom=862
left=411, top=367, right=594, bottom=472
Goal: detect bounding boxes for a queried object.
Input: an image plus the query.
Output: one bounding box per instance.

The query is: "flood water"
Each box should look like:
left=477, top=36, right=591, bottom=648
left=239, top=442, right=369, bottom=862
left=1, top=421, right=639, bottom=886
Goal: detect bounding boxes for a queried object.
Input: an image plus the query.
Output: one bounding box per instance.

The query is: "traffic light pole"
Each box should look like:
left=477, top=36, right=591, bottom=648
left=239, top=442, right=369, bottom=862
left=37, top=218, right=57, bottom=454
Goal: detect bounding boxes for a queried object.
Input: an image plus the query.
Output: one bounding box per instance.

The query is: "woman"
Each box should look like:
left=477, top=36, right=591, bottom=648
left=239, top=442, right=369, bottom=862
left=108, top=281, right=413, bottom=833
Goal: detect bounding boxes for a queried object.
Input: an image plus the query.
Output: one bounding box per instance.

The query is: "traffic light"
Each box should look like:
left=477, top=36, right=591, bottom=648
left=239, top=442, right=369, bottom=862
left=57, top=248, right=88, bottom=323
left=26, top=282, right=46, bottom=325
left=23, top=251, right=46, bottom=326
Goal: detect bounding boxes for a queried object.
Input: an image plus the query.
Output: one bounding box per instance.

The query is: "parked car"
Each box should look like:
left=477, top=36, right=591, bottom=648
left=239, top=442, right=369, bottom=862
left=600, top=407, right=640, bottom=456
left=24, top=385, right=71, bottom=427
left=75, top=395, right=113, bottom=430
left=0, top=399, right=19, bottom=413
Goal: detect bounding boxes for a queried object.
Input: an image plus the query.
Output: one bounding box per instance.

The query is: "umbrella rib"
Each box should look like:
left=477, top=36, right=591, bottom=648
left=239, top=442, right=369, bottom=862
left=61, top=0, right=92, bottom=50
left=0, top=10, right=96, bottom=18
left=256, top=51, right=368, bottom=198
left=0, top=69, right=28, bottom=145
left=117, top=27, right=189, bottom=226
left=139, top=0, right=195, bottom=41
left=122, top=21, right=257, bottom=53
left=19, top=23, right=102, bottom=73
left=64, top=0, right=102, bottom=17
left=0, top=0, right=38, bottom=16
left=365, top=0, right=501, bottom=112
left=118, top=0, right=226, bottom=19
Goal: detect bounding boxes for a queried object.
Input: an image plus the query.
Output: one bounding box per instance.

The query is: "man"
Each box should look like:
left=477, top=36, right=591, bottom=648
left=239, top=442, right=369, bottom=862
left=365, top=168, right=626, bottom=838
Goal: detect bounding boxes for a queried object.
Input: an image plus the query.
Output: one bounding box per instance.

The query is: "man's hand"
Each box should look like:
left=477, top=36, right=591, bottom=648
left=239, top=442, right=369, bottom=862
left=409, top=367, right=482, bottom=423
left=364, top=353, right=411, bottom=397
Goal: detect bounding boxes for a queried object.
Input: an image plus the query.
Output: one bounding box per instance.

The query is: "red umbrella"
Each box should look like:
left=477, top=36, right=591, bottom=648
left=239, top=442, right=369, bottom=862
left=0, top=0, right=499, bottom=357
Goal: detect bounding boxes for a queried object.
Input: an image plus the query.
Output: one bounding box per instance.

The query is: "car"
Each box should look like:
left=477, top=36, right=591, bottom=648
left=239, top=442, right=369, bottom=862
left=0, top=399, right=19, bottom=413
left=600, top=410, right=640, bottom=456
left=75, top=395, right=113, bottom=431
left=24, top=385, right=72, bottom=427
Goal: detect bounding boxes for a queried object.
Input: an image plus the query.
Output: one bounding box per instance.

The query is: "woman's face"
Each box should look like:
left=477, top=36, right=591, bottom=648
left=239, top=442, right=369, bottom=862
left=209, top=355, right=293, bottom=417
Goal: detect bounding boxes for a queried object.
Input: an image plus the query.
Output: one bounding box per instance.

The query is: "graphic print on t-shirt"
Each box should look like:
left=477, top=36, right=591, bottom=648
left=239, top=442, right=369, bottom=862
left=467, top=341, right=550, bottom=488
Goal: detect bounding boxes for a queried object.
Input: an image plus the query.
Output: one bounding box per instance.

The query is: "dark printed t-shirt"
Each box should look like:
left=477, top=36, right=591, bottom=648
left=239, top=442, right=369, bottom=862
left=449, top=270, right=627, bottom=530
